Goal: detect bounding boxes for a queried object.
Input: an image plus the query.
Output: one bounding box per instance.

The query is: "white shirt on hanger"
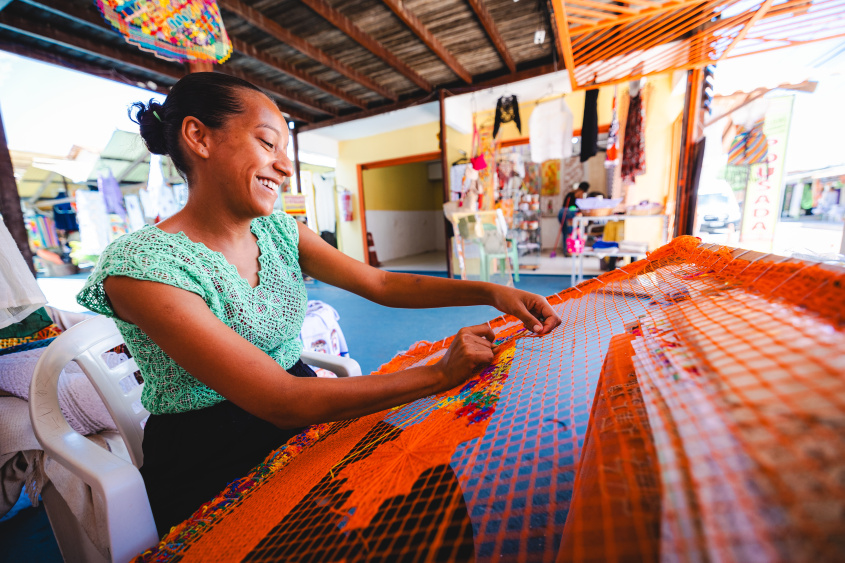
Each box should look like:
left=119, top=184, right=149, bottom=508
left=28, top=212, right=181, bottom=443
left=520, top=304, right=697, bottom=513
left=529, top=98, right=574, bottom=163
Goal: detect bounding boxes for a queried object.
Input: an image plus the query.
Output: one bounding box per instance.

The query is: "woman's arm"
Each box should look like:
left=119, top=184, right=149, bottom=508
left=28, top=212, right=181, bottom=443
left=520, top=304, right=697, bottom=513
left=297, top=223, right=561, bottom=334
left=103, top=276, right=495, bottom=428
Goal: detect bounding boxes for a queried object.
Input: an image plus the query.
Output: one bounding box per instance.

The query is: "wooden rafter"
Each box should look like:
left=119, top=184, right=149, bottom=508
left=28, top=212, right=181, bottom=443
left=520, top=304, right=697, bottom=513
left=0, top=12, right=185, bottom=82
left=299, top=0, right=433, bottom=92
left=717, top=0, right=776, bottom=60
left=230, top=38, right=368, bottom=109
left=219, top=0, right=398, bottom=101
left=381, top=0, right=473, bottom=83
left=465, top=0, right=516, bottom=72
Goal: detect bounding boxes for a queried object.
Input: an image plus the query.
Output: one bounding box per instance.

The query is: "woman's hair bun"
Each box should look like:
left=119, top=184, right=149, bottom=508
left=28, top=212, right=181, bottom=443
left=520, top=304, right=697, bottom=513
left=130, top=100, right=168, bottom=156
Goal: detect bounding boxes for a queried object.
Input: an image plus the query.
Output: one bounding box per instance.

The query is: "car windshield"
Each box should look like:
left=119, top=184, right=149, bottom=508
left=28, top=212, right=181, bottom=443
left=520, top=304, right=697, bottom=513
left=699, top=193, right=729, bottom=206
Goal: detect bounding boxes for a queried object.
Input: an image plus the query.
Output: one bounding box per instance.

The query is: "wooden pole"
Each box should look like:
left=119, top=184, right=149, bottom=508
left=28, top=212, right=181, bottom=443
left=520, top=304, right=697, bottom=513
left=438, top=89, right=453, bottom=278
left=291, top=123, right=302, bottom=195
left=0, top=105, right=35, bottom=275
left=674, top=67, right=703, bottom=237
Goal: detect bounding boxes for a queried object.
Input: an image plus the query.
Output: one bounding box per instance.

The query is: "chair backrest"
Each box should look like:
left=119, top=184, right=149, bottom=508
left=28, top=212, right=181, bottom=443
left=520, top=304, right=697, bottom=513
left=39, top=315, right=148, bottom=467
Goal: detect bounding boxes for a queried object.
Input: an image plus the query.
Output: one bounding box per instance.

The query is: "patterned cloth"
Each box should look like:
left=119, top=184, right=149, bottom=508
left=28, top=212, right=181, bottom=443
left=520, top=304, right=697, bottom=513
left=621, top=91, right=646, bottom=183
left=728, top=119, right=768, bottom=166
left=76, top=212, right=308, bottom=414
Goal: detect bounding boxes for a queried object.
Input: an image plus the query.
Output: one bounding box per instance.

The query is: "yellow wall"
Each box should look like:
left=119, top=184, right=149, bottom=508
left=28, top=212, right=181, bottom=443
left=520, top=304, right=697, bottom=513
left=335, top=122, right=470, bottom=261
left=363, top=162, right=443, bottom=211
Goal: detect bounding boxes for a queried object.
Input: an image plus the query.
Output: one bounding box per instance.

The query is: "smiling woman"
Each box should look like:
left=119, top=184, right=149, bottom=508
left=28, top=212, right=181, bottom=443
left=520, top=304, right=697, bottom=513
left=75, top=72, right=561, bottom=538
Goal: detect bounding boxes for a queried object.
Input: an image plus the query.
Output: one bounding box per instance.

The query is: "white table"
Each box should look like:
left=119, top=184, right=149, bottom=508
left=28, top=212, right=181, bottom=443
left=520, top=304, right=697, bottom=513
left=568, top=214, right=668, bottom=285
left=571, top=248, right=647, bottom=285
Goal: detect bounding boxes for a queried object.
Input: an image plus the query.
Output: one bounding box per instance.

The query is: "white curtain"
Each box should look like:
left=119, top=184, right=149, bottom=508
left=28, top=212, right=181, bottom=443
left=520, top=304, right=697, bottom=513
left=0, top=220, right=45, bottom=330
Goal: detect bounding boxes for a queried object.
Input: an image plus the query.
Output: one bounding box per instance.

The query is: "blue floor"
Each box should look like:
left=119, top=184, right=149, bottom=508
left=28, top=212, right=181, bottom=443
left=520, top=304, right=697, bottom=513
left=4, top=270, right=580, bottom=559
left=306, top=271, right=579, bottom=374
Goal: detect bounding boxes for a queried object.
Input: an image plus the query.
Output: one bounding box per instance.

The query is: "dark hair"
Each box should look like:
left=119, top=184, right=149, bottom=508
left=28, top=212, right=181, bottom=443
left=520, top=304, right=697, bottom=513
left=129, top=72, right=263, bottom=179
left=577, top=181, right=590, bottom=192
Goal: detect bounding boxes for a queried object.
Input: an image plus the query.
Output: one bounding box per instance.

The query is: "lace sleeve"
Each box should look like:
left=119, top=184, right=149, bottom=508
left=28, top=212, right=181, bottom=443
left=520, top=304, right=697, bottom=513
left=76, top=229, right=207, bottom=318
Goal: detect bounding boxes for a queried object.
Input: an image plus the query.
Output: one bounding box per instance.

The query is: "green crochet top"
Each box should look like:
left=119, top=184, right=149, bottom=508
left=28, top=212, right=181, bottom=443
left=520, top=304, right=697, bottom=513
left=77, top=212, right=308, bottom=415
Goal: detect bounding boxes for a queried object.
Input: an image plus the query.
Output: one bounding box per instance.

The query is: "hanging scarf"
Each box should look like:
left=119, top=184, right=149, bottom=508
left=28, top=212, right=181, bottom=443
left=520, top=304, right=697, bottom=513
left=621, top=89, right=646, bottom=183
left=728, top=119, right=768, bottom=166
left=580, top=89, right=599, bottom=162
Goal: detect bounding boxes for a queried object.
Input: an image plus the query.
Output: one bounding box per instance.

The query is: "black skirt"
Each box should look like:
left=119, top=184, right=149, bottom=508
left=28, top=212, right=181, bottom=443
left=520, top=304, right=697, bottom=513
left=140, top=360, right=317, bottom=537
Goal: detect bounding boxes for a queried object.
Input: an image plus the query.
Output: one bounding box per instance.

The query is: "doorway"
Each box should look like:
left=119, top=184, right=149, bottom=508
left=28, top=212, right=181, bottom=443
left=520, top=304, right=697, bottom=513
left=357, top=152, right=448, bottom=272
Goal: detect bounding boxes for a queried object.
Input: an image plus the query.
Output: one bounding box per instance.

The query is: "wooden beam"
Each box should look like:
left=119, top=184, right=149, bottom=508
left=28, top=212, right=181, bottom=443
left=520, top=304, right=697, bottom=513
left=214, top=66, right=317, bottom=122
left=300, top=0, right=432, bottom=92
left=217, top=64, right=337, bottom=117
left=674, top=67, right=703, bottom=237
left=550, top=0, right=579, bottom=90
left=465, top=0, right=516, bottom=72
left=299, top=92, right=437, bottom=132
left=438, top=89, right=453, bottom=278
left=0, top=13, right=186, bottom=82
left=381, top=0, right=473, bottom=83
left=231, top=37, right=368, bottom=109
left=218, top=0, right=398, bottom=101
left=301, top=61, right=559, bottom=132
left=717, top=0, right=776, bottom=61
left=0, top=107, right=36, bottom=275
left=292, top=125, right=302, bottom=194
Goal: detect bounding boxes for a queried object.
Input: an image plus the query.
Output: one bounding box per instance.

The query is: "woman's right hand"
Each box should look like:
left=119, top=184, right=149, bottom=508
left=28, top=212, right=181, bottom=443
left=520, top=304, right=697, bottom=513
left=434, top=324, right=496, bottom=391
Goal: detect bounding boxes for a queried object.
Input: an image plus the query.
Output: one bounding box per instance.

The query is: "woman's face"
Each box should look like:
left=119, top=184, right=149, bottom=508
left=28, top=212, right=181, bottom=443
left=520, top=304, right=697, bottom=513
left=205, top=90, right=294, bottom=217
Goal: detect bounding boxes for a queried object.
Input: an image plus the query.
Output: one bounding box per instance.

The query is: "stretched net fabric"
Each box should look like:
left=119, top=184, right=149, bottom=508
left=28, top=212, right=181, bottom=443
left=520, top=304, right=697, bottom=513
left=135, top=236, right=845, bottom=562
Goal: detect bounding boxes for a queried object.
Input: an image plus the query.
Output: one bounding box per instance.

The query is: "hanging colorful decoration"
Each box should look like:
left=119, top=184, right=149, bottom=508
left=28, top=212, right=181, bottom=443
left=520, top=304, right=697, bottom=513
left=95, top=1, right=232, bottom=64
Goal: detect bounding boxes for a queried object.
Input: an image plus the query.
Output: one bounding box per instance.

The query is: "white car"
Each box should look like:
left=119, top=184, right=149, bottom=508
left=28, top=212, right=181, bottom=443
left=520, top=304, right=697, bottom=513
left=697, top=180, right=742, bottom=233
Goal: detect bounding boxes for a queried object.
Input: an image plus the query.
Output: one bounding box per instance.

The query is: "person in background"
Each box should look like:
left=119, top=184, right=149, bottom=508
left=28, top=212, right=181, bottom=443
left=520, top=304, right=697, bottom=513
left=558, top=181, right=589, bottom=252
left=75, top=72, right=562, bottom=536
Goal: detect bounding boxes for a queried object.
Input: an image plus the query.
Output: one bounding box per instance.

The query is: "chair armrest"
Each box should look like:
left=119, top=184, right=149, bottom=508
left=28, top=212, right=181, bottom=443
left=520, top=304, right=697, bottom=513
left=300, top=351, right=363, bottom=377
left=31, top=333, right=159, bottom=562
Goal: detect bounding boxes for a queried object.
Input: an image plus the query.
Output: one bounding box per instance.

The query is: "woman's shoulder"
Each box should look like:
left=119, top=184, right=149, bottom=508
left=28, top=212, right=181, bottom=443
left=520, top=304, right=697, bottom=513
left=255, top=211, right=300, bottom=245
left=77, top=227, right=207, bottom=316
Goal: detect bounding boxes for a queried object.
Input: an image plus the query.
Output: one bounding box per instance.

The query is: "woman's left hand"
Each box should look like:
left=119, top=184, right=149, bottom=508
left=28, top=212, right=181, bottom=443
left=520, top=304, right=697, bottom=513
left=491, top=287, right=561, bottom=335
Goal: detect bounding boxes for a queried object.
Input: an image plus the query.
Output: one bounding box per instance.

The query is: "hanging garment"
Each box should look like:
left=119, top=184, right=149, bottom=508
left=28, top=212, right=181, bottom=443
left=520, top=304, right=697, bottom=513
left=529, top=98, right=574, bottom=163
left=561, top=155, right=584, bottom=192
left=98, top=169, right=126, bottom=219
left=493, top=95, right=522, bottom=138
left=621, top=89, right=646, bottom=183
left=580, top=89, right=599, bottom=163
left=52, top=193, right=78, bottom=232
left=728, top=119, right=768, bottom=166
left=0, top=221, right=46, bottom=330
left=605, top=93, right=619, bottom=163
left=312, top=174, right=337, bottom=234
left=541, top=159, right=561, bottom=196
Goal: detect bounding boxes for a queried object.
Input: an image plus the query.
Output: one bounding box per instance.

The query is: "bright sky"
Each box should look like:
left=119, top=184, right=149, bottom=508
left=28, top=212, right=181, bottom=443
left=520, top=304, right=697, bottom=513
left=0, top=39, right=843, bottom=171
left=0, top=51, right=162, bottom=157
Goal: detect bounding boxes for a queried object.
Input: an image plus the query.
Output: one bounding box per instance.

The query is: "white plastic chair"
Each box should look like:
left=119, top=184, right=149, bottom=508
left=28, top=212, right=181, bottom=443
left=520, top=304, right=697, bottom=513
left=29, top=314, right=362, bottom=562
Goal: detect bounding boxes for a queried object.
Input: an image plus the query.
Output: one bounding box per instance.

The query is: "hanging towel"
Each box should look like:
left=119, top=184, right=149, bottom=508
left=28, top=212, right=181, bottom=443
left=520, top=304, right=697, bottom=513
left=529, top=98, right=574, bottom=163
left=621, top=88, right=646, bottom=183
left=493, top=95, right=522, bottom=138
left=98, top=169, right=126, bottom=219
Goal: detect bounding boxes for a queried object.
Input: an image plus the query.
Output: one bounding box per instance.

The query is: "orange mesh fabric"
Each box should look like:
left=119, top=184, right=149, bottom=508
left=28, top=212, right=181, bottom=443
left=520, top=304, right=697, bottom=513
left=136, top=236, right=845, bottom=563
left=558, top=334, right=661, bottom=563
